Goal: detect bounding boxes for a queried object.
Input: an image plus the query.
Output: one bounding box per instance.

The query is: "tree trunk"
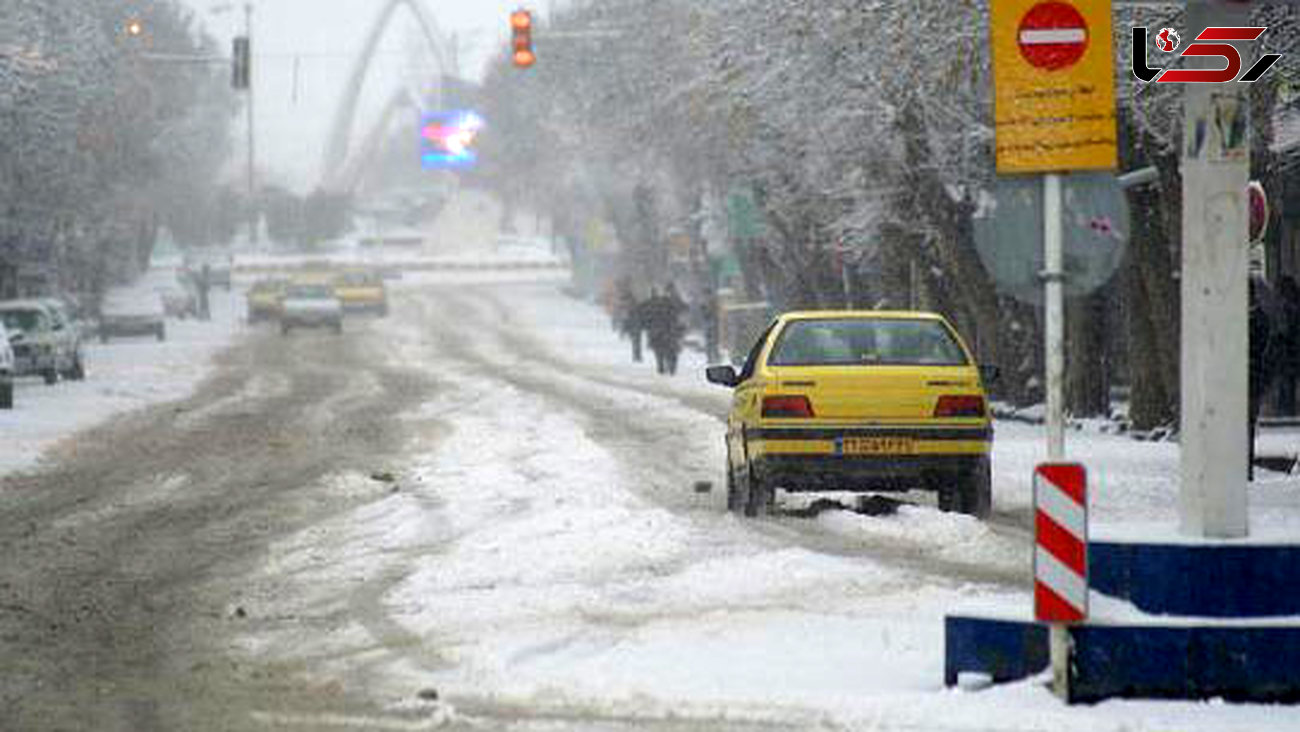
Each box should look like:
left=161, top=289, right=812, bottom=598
left=1066, top=290, right=1110, bottom=417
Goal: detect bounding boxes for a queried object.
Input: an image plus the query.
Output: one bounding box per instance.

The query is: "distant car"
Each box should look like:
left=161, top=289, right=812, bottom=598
left=332, top=269, right=388, bottom=316
left=246, top=279, right=287, bottom=323
left=279, top=282, right=343, bottom=335
left=0, top=299, right=84, bottom=384
left=0, top=319, right=13, bottom=408
left=157, top=282, right=198, bottom=319
left=37, top=297, right=87, bottom=380
left=99, top=290, right=166, bottom=342
left=706, top=310, right=995, bottom=518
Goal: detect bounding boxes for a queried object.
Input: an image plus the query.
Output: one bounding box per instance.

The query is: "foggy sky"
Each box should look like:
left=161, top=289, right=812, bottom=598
left=184, top=0, right=550, bottom=192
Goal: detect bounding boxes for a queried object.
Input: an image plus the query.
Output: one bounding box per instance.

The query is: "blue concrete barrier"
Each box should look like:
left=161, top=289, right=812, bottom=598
left=1070, top=624, right=1300, bottom=704
left=1089, top=541, right=1300, bottom=618
left=944, top=615, right=1049, bottom=686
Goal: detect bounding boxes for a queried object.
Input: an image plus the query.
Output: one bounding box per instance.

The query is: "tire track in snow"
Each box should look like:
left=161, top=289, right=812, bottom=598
left=406, top=287, right=1028, bottom=591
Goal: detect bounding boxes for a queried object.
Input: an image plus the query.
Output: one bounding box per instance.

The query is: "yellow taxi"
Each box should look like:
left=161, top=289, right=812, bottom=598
left=332, top=269, right=388, bottom=316
left=246, top=278, right=288, bottom=323
left=706, top=311, right=994, bottom=518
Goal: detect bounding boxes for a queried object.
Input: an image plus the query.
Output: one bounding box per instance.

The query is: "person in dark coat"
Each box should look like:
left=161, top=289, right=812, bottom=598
left=1249, top=274, right=1285, bottom=479
left=645, top=283, right=687, bottom=375
left=616, top=278, right=645, bottom=363
left=1275, top=275, right=1300, bottom=413
left=196, top=264, right=212, bottom=321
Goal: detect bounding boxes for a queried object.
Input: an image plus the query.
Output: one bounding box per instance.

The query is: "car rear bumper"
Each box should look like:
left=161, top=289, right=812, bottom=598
left=101, top=317, right=163, bottom=337
left=753, top=454, right=987, bottom=492
left=282, top=312, right=341, bottom=326
left=747, top=424, right=990, bottom=492
left=340, top=301, right=386, bottom=313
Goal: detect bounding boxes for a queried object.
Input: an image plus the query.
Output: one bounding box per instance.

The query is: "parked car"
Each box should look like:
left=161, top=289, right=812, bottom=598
left=158, top=282, right=198, bottom=319
left=246, top=278, right=287, bottom=323
left=332, top=269, right=388, bottom=316
left=706, top=310, right=995, bottom=518
left=279, top=282, right=343, bottom=335
left=99, top=290, right=166, bottom=342
left=38, top=297, right=87, bottom=380
left=0, top=319, right=13, bottom=408
left=0, top=299, right=83, bottom=384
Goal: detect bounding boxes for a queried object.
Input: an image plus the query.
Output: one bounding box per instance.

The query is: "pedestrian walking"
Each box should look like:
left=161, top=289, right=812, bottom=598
left=645, top=283, right=687, bottom=375
left=616, top=278, right=645, bottom=363
left=196, top=264, right=212, bottom=321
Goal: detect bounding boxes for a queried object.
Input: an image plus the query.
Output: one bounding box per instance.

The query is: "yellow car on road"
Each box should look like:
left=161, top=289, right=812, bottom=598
left=706, top=311, right=994, bottom=518
left=333, top=269, right=388, bottom=316
left=246, top=278, right=287, bottom=323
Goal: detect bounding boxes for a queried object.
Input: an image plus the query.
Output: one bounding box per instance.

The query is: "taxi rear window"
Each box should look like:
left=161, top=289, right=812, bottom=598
left=769, top=318, right=968, bottom=367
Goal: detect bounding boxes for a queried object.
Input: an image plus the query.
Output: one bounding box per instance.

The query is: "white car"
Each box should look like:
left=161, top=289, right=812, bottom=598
left=280, top=283, right=343, bottom=335
left=38, top=297, right=87, bottom=378
left=0, top=319, right=13, bottom=408
left=0, top=299, right=84, bottom=384
left=99, top=289, right=166, bottom=342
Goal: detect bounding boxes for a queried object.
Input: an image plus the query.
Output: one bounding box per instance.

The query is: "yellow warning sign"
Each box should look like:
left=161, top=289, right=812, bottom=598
left=991, top=0, right=1117, bottom=174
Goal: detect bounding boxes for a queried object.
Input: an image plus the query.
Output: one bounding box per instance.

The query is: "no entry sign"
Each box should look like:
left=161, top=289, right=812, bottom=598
left=990, top=0, right=1116, bottom=173
left=1018, top=2, right=1089, bottom=71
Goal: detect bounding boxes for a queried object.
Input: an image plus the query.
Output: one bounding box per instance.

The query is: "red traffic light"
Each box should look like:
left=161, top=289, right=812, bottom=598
left=511, top=8, right=534, bottom=68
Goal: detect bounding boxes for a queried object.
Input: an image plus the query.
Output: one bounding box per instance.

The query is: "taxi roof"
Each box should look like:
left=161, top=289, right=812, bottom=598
left=776, top=310, right=946, bottom=322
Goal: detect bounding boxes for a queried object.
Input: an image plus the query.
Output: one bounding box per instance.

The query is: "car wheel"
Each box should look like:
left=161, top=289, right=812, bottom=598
left=0, top=380, right=12, bottom=409
left=156, top=325, right=166, bottom=342
left=935, top=472, right=959, bottom=513
left=956, top=457, right=992, bottom=519
left=725, top=452, right=744, bottom=513
left=42, top=367, right=58, bottom=385
left=742, top=463, right=774, bottom=518
left=70, top=355, right=85, bottom=381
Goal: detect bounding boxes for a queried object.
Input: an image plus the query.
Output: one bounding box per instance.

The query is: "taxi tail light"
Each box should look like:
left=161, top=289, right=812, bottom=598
left=762, top=395, right=814, bottom=418
left=934, top=395, right=985, bottom=418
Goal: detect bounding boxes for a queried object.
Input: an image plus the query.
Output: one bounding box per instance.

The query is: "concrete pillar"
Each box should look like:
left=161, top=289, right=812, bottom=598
left=1179, top=1, right=1252, bottom=539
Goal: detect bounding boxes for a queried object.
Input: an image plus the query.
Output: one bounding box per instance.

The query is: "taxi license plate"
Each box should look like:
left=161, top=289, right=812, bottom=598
left=841, top=436, right=915, bottom=455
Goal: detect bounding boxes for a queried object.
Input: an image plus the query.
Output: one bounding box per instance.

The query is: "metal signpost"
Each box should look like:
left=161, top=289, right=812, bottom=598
left=990, top=0, right=1116, bottom=699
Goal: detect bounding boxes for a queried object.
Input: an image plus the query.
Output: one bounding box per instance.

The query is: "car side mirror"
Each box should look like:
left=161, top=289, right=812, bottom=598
left=705, top=364, right=740, bottom=388
left=979, top=364, right=1001, bottom=384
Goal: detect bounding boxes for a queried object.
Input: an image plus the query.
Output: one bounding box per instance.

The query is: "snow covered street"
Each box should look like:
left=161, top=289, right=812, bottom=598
left=3, top=272, right=1300, bottom=730
left=237, top=277, right=1300, bottom=730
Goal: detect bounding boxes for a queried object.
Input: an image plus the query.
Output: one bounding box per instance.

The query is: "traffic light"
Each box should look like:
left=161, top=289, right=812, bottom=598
left=232, top=36, right=250, bottom=89
left=510, top=9, right=535, bottom=68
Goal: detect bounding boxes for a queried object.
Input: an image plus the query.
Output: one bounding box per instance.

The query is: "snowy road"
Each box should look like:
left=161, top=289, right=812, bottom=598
left=1, top=276, right=1295, bottom=731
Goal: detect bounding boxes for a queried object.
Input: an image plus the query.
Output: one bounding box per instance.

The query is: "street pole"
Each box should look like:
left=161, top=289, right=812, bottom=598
left=1043, top=170, right=1068, bottom=698
left=245, top=2, right=258, bottom=247
left=1179, top=0, right=1251, bottom=539
left=1044, top=172, right=1066, bottom=461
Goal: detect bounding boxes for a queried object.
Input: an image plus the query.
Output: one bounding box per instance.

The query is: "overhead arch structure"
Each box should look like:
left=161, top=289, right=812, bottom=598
left=332, top=87, right=423, bottom=195
left=321, top=0, right=453, bottom=193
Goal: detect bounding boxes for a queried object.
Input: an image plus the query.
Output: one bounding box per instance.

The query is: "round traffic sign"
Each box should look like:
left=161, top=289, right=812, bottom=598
left=1018, top=2, right=1089, bottom=71
left=972, top=173, right=1128, bottom=305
